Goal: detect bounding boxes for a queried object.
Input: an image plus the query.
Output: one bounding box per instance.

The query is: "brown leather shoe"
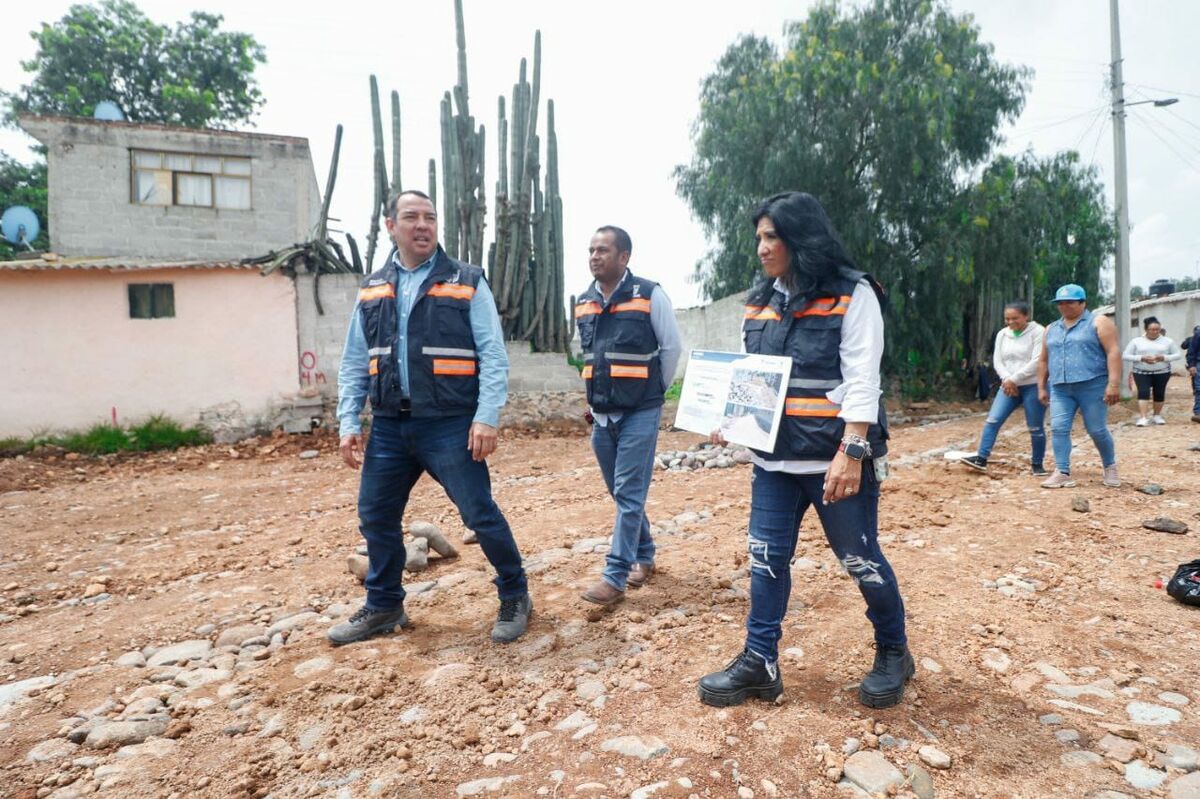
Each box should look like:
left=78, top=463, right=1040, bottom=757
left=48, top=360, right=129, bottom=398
left=581, top=580, right=625, bottom=606
left=627, top=563, right=656, bottom=589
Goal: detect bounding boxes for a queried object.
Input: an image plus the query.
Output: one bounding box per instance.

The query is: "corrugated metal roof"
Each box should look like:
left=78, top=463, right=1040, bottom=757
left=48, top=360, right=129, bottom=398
left=1096, top=289, right=1200, bottom=315
left=0, top=255, right=258, bottom=272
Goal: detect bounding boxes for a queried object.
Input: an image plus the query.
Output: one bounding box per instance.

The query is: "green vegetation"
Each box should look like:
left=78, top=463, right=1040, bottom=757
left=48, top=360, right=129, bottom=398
left=674, top=0, right=1115, bottom=392
left=1, top=415, right=211, bottom=457
left=664, top=379, right=683, bottom=401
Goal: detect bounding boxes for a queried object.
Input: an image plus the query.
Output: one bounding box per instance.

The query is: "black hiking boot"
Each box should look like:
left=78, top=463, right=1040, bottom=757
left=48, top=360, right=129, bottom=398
left=858, top=644, right=916, bottom=708
left=326, top=605, right=409, bottom=646
left=957, top=455, right=988, bottom=472
left=697, top=650, right=783, bottom=707
left=491, top=593, right=533, bottom=643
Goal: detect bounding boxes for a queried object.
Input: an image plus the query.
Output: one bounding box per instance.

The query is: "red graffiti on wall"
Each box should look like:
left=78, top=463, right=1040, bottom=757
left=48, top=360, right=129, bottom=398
left=299, top=350, right=328, bottom=386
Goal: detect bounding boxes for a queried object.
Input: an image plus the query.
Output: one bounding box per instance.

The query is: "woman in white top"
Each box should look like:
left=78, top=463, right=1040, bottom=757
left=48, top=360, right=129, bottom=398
left=1124, top=316, right=1183, bottom=425
left=957, top=301, right=1046, bottom=474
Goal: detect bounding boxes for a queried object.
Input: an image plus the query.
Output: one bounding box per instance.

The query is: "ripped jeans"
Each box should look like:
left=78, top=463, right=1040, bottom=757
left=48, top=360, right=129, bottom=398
left=745, top=463, right=907, bottom=663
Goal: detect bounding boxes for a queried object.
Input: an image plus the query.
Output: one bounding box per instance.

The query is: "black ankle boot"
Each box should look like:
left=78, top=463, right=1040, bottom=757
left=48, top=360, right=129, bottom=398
left=858, top=644, right=915, bottom=708
left=698, top=649, right=783, bottom=707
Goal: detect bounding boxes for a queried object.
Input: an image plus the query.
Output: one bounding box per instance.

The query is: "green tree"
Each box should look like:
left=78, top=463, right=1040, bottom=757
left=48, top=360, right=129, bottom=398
left=956, top=151, right=1115, bottom=364
left=0, top=154, right=49, bottom=259
left=3, top=0, right=266, bottom=129
left=674, top=0, right=1030, bottom=388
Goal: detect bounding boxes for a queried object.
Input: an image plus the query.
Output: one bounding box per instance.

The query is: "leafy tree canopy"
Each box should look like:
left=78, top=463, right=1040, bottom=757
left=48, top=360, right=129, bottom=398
left=674, top=0, right=1116, bottom=389
left=3, top=0, right=266, bottom=129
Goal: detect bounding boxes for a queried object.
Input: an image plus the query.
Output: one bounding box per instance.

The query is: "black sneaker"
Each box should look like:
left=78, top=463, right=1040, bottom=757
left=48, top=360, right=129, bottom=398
left=491, top=593, right=532, bottom=643
left=858, top=644, right=916, bottom=708
left=1031, top=464, right=1049, bottom=477
left=697, top=649, right=783, bottom=707
left=957, top=455, right=988, bottom=472
left=326, top=605, right=409, bottom=646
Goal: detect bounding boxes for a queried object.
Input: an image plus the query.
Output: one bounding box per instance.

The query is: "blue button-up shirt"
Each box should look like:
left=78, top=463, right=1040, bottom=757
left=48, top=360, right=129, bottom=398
left=337, top=250, right=509, bottom=435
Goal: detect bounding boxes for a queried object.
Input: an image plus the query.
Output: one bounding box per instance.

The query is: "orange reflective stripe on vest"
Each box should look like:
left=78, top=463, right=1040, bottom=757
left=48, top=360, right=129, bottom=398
left=744, top=305, right=782, bottom=321
left=426, top=283, right=476, bottom=301
left=575, top=302, right=603, bottom=318
left=784, top=397, right=841, bottom=417
left=432, top=358, right=477, bottom=376
left=368, top=357, right=379, bottom=376
left=609, top=364, right=649, bottom=379
left=581, top=365, right=593, bottom=379
left=358, top=284, right=396, bottom=302
left=794, top=295, right=851, bottom=318
left=610, top=298, right=651, bottom=314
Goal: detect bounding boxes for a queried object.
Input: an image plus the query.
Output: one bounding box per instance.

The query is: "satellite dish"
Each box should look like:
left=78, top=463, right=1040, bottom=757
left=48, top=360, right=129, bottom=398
left=93, top=101, right=125, bottom=121
left=1, top=206, right=40, bottom=248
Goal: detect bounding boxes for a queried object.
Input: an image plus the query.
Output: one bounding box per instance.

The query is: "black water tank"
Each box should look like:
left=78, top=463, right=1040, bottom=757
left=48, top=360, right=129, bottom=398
left=1149, top=279, right=1175, bottom=297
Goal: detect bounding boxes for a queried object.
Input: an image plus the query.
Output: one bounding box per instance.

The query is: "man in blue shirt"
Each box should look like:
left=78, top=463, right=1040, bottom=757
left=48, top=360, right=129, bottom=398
left=329, top=190, right=531, bottom=646
left=575, top=226, right=682, bottom=606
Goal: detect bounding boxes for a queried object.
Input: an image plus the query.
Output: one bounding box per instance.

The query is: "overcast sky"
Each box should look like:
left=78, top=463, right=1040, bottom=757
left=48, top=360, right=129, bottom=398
left=2, top=0, right=1197, bottom=308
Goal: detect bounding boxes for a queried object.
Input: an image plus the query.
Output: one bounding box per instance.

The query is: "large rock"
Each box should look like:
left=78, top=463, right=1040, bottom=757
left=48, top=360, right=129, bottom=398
left=1125, top=761, right=1168, bottom=791
left=1142, top=517, right=1188, bottom=535
left=266, top=611, right=322, bottom=638
left=347, top=554, right=369, bottom=582
left=1169, top=772, right=1200, bottom=799
left=145, top=640, right=212, bottom=667
left=85, top=718, right=169, bottom=749
left=843, top=751, right=904, bottom=794
left=1126, top=702, right=1182, bottom=726
left=1163, top=745, right=1199, bottom=772
left=407, top=521, right=459, bottom=559
left=918, top=746, right=952, bottom=770
left=215, top=624, right=267, bottom=649
left=600, top=735, right=669, bottom=760
left=26, top=738, right=78, bottom=762
left=0, top=675, right=56, bottom=710
left=174, top=668, right=231, bottom=689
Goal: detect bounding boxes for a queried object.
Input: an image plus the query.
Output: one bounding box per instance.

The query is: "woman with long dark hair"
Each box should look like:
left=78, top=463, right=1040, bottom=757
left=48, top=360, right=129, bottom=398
left=698, top=192, right=913, bottom=709
left=1124, top=316, right=1183, bottom=425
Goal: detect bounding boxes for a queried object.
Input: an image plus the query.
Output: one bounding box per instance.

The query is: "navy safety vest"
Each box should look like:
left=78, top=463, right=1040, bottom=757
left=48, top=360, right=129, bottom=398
left=356, top=247, right=483, bottom=418
left=575, top=271, right=665, bottom=413
left=742, top=267, right=889, bottom=460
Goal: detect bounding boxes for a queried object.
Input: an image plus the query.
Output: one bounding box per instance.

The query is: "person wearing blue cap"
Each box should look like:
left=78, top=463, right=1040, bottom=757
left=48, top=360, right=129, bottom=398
left=1036, top=283, right=1122, bottom=488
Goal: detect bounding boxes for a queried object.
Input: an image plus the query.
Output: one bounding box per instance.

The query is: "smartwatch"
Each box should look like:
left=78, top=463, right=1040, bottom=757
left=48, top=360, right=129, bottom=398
left=839, top=439, right=870, bottom=461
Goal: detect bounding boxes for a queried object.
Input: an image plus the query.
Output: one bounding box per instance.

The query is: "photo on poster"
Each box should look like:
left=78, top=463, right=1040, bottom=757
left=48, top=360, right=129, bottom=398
left=674, top=350, right=793, bottom=451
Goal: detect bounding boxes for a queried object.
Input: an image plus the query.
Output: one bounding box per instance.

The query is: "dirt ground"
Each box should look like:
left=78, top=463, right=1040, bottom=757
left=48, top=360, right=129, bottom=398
left=1, top=386, right=1198, bottom=799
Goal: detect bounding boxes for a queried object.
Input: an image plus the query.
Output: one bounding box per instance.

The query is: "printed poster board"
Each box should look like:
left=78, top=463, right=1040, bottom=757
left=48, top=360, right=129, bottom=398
left=673, top=349, right=793, bottom=451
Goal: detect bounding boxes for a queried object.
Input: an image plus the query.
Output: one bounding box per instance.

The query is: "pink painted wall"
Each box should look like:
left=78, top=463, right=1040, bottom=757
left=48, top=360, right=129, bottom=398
left=0, top=268, right=299, bottom=437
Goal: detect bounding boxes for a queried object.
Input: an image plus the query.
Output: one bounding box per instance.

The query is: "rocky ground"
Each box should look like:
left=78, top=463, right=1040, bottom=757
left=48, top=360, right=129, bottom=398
left=1, top=387, right=1199, bottom=799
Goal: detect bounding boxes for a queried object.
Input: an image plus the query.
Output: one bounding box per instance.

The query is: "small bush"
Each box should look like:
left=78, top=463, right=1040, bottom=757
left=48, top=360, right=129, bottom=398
left=0, top=437, right=31, bottom=457
left=129, top=415, right=212, bottom=451
left=664, top=379, right=683, bottom=401
left=55, top=424, right=132, bottom=455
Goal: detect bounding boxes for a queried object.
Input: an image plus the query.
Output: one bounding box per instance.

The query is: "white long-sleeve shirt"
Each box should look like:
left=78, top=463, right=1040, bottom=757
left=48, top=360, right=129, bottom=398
left=1123, top=335, right=1183, bottom=374
left=992, top=321, right=1045, bottom=387
left=751, top=278, right=883, bottom=475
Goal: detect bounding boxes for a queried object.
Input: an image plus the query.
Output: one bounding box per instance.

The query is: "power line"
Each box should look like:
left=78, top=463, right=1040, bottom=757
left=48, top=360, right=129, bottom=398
left=1071, top=106, right=1108, bottom=154
left=1087, top=116, right=1109, bottom=168
left=1163, top=107, right=1200, bottom=136
left=1005, top=106, right=1108, bottom=138
left=1139, top=109, right=1200, bottom=161
left=1127, top=112, right=1200, bottom=173
left=1127, top=83, right=1200, bottom=101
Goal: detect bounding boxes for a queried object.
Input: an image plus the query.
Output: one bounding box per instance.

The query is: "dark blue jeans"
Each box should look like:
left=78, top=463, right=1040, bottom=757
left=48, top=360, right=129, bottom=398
left=1049, top=375, right=1116, bottom=473
left=357, top=414, right=526, bottom=610
left=1192, top=370, right=1200, bottom=415
left=745, top=463, right=907, bottom=663
left=591, top=405, right=662, bottom=589
left=977, top=383, right=1046, bottom=467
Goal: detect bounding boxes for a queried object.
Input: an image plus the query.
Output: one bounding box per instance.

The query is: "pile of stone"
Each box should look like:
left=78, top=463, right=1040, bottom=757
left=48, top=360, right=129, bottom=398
left=655, top=443, right=753, bottom=472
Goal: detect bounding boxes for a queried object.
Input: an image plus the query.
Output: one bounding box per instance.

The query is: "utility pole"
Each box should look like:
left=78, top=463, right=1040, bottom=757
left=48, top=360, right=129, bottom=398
left=1110, top=0, right=1133, bottom=396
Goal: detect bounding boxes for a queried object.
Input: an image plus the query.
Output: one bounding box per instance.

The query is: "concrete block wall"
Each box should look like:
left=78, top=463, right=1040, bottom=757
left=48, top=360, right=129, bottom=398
left=671, top=291, right=748, bottom=380
left=505, top=341, right=585, bottom=392
left=20, top=116, right=320, bottom=260
left=294, top=273, right=361, bottom=398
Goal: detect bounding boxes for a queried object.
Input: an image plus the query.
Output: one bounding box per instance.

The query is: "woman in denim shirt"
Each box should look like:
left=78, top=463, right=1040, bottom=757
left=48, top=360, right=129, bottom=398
left=1036, top=284, right=1123, bottom=488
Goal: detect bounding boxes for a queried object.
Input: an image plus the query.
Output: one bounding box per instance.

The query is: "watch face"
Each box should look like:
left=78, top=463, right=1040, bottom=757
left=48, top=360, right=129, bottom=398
left=844, top=443, right=867, bottom=460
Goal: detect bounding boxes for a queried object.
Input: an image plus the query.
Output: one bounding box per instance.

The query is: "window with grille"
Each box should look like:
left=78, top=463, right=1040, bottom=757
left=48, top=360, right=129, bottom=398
left=128, top=283, right=175, bottom=319
left=130, top=150, right=252, bottom=210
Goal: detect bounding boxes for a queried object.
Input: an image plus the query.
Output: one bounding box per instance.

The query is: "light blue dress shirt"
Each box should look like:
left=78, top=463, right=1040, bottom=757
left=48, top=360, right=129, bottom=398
left=337, top=249, right=509, bottom=436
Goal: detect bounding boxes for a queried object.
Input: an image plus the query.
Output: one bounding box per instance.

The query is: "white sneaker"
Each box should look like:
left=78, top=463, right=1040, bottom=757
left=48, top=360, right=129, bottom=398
left=1103, top=464, right=1121, bottom=488
left=1135, top=417, right=1150, bottom=427
left=1041, top=471, right=1077, bottom=489
left=1152, top=415, right=1166, bottom=425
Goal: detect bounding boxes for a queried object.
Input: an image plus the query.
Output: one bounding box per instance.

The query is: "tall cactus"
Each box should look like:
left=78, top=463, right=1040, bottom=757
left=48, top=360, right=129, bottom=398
left=364, top=75, right=386, bottom=271
left=488, top=30, right=567, bottom=352
left=390, top=90, right=402, bottom=194
left=437, top=0, right=488, bottom=266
